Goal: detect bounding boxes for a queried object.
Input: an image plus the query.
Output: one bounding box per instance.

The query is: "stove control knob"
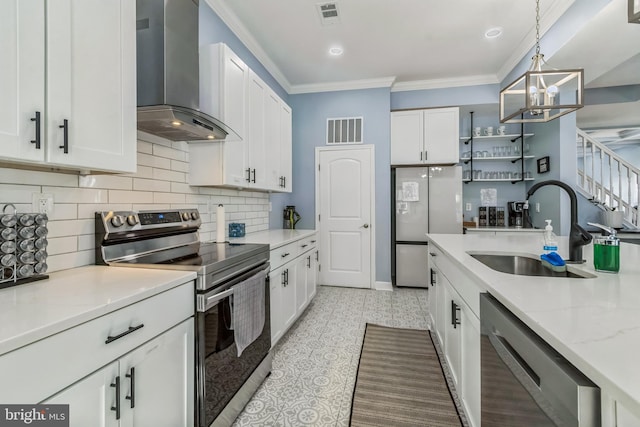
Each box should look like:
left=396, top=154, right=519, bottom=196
left=110, top=215, right=124, bottom=227
left=126, top=215, right=138, bottom=226
left=191, top=212, right=199, bottom=220
left=181, top=212, right=190, bottom=221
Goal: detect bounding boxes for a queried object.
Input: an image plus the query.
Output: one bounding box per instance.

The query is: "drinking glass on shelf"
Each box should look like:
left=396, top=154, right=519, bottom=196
left=504, top=146, right=512, bottom=157
left=514, top=145, right=521, bottom=156
left=492, top=146, right=499, bottom=157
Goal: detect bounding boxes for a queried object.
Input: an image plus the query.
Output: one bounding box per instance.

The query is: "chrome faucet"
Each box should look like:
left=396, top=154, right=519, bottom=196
left=526, top=180, right=592, bottom=263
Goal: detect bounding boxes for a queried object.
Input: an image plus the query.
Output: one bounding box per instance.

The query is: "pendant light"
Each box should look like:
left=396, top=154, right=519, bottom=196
left=499, top=0, right=584, bottom=123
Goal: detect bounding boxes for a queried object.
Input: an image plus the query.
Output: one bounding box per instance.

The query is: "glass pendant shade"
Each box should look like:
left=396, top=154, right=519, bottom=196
left=500, top=54, right=584, bottom=123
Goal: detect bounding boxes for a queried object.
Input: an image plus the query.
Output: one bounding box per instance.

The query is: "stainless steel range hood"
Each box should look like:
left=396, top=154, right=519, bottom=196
left=136, top=0, right=237, bottom=142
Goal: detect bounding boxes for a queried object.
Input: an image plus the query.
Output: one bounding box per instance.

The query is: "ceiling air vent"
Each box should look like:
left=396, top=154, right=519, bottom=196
left=327, top=117, right=363, bottom=145
left=317, top=2, right=340, bottom=25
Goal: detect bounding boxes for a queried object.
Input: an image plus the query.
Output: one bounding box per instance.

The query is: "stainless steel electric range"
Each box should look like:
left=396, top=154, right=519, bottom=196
left=95, top=209, right=271, bottom=427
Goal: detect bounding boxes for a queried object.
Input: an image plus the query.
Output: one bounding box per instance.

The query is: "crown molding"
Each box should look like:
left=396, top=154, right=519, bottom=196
left=391, top=75, right=499, bottom=92
left=496, top=0, right=576, bottom=84
left=289, top=77, right=397, bottom=95
left=203, top=0, right=292, bottom=93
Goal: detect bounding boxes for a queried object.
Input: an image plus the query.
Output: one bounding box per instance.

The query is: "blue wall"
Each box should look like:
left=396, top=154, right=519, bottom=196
left=283, top=88, right=392, bottom=282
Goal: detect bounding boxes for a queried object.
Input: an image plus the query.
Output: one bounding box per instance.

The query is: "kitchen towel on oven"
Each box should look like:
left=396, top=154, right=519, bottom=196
left=232, top=268, right=267, bottom=356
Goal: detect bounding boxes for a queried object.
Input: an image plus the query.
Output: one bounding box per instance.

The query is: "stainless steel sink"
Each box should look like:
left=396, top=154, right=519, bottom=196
left=468, top=253, right=596, bottom=278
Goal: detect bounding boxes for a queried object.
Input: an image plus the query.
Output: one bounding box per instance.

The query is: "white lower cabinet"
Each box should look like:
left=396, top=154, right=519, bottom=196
left=44, top=319, right=194, bottom=427
left=429, top=250, right=481, bottom=427
left=269, top=233, right=318, bottom=346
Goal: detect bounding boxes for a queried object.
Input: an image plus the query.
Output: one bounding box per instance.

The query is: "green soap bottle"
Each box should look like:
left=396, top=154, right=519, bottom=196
left=588, top=222, right=620, bottom=273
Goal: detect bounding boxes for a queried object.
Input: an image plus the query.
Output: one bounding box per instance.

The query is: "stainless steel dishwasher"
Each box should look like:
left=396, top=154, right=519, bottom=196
left=480, top=293, right=601, bottom=426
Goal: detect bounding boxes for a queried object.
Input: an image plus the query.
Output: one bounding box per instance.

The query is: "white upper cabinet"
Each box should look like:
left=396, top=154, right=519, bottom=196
left=0, top=0, right=137, bottom=173
left=190, top=43, right=250, bottom=187
left=0, top=0, right=45, bottom=164
left=391, top=107, right=459, bottom=165
left=190, top=43, right=292, bottom=193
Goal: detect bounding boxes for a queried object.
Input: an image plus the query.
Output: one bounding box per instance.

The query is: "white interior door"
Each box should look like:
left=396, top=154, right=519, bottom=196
left=317, top=146, right=374, bottom=288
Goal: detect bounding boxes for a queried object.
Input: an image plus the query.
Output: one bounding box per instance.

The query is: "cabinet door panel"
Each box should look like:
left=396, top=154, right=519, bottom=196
left=279, top=103, right=292, bottom=192
left=391, top=110, right=423, bottom=164
left=122, top=319, right=194, bottom=427
left=424, top=108, right=459, bottom=164
left=307, top=252, right=318, bottom=301
left=281, top=266, right=297, bottom=330
left=263, top=90, right=281, bottom=190
left=43, top=362, right=119, bottom=427
left=47, top=0, right=136, bottom=172
left=460, top=304, right=481, bottom=427
left=247, top=71, right=267, bottom=188
left=269, top=269, right=284, bottom=346
left=295, top=256, right=308, bottom=313
left=0, top=0, right=45, bottom=163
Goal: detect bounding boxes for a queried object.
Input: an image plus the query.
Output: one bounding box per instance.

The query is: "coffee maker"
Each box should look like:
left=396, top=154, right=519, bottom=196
left=508, top=201, right=527, bottom=227
left=283, top=206, right=301, bottom=229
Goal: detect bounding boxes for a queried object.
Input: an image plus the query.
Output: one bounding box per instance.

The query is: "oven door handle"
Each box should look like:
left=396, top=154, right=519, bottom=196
left=205, top=288, right=235, bottom=311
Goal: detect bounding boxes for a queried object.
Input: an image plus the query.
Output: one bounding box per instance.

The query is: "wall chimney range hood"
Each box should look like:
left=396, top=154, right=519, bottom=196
left=136, top=0, right=238, bottom=142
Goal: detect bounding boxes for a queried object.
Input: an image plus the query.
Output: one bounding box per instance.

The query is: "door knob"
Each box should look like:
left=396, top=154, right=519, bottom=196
left=361, top=223, right=369, bottom=228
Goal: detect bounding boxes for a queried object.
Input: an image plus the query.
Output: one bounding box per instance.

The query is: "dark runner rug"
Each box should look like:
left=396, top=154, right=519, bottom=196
left=350, top=324, right=463, bottom=427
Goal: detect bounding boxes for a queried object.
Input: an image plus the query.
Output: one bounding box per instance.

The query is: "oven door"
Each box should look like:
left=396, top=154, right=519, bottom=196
left=480, top=294, right=600, bottom=427
left=196, top=263, right=271, bottom=427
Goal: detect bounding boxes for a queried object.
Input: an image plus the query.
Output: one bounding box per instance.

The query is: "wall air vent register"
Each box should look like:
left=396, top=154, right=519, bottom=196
left=326, top=117, right=363, bottom=145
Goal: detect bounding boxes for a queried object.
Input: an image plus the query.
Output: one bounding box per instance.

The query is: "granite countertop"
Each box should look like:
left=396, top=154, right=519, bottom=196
left=426, top=233, right=640, bottom=417
left=0, top=266, right=196, bottom=356
left=230, top=229, right=316, bottom=249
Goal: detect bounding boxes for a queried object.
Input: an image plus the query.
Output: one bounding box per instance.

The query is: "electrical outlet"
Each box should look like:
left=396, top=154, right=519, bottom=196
left=465, top=202, right=472, bottom=211
left=32, top=193, right=54, bottom=215
left=536, top=202, right=540, bottom=213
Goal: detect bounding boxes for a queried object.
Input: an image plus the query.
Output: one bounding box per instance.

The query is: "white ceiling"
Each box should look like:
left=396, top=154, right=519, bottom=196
left=205, top=0, right=576, bottom=93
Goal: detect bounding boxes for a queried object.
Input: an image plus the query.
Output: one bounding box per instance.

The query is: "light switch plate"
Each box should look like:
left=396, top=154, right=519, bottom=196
left=465, top=202, right=472, bottom=211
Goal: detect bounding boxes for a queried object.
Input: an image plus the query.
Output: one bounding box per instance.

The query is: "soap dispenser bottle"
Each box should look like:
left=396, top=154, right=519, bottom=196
left=587, top=222, right=620, bottom=273
left=543, top=219, right=558, bottom=254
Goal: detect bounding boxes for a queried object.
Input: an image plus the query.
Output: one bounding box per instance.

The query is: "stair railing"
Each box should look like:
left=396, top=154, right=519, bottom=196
left=577, top=128, right=639, bottom=228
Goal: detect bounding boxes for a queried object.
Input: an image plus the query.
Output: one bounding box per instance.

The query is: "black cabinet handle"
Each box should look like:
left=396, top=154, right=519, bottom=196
left=301, top=244, right=308, bottom=248
left=315, top=250, right=318, bottom=261
left=30, top=111, right=41, bottom=149
left=105, top=324, right=145, bottom=344
left=246, top=168, right=251, bottom=183
left=110, top=376, right=121, bottom=420
left=251, top=168, right=256, bottom=183
left=429, top=252, right=436, bottom=257
left=310, top=240, right=316, bottom=244
left=430, top=268, right=436, bottom=286
left=451, top=300, right=461, bottom=329
left=282, top=176, right=286, bottom=188
left=284, top=269, right=289, bottom=285
left=281, top=270, right=286, bottom=286
left=307, top=255, right=311, bottom=268
left=58, top=119, right=68, bottom=153
left=125, top=367, right=135, bottom=408
left=281, top=252, right=290, bottom=258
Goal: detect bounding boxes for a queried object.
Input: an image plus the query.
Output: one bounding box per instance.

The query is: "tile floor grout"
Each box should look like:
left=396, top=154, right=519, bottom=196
left=232, top=285, right=467, bottom=427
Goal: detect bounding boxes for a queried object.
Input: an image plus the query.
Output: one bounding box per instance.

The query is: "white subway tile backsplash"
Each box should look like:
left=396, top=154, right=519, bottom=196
left=44, top=187, right=108, bottom=204
left=0, top=168, right=78, bottom=187
left=138, top=140, right=153, bottom=154
left=47, top=219, right=94, bottom=238
left=109, top=190, right=153, bottom=204
left=153, top=168, right=186, bottom=183
left=47, top=236, right=78, bottom=255
left=77, top=203, right=132, bottom=219
left=133, top=178, right=171, bottom=192
left=79, top=175, right=133, bottom=190
left=0, top=137, right=271, bottom=273
left=153, top=192, right=185, bottom=204
left=138, top=153, right=171, bottom=169
left=153, top=144, right=187, bottom=162
left=171, top=160, right=189, bottom=173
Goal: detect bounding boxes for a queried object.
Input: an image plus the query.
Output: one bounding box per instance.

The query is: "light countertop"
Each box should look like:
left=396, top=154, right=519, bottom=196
left=230, top=229, right=316, bottom=249
left=426, top=233, right=640, bottom=417
left=0, top=266, right=196, bottom=356
left=464, top=226, right=544, bottom=232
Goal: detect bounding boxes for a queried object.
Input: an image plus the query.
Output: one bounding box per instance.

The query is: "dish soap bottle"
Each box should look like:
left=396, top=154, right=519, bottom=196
left=587, top=222, right=620, bottom=273
left=543, top=220, right=558, bottom=254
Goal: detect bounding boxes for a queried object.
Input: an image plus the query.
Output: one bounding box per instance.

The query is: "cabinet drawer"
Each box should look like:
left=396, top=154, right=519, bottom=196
left=0, top=281, right=194, bottom=403
left=298, top=235, right=317, bottom=254
left=270, top=241, right=300, bottom=270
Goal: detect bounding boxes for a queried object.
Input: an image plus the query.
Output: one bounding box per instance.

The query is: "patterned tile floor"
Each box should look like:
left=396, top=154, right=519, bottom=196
left=231, top=285, right=467, bottom=427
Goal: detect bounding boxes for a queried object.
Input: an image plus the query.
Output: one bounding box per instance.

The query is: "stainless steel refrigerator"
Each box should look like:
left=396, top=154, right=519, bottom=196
left=391, top=166, right=463, bottom=287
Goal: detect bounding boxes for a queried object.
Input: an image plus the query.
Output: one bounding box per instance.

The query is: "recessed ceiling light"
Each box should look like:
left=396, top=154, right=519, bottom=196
left=485, top=27, right=503, bottom=39
left=329, top=46, right=343, bottom=56
left=171, top=120, right=182, bottom=126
